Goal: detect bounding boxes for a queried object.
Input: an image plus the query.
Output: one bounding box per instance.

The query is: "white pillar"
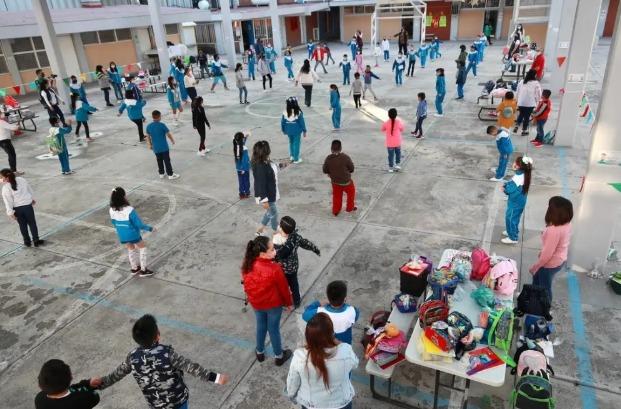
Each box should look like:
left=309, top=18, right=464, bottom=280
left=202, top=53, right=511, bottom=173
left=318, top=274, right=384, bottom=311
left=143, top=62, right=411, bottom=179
left=597, top=0, right=610, bottom=38
left=219, top=0, right=237, bottom=67
left=269, top=0, right=283, bottom=52
left=544, top=0, right=564, bottom=76
left=0, top=40, right=23, bottom=86
left=300, top=15, right=307, bottom=44
left=31, top=0, right=70, bottom=105
left=549, top=0, right=578, bottom=94
left=554, top=0, right=603, bottom=147
left=147, top=0, right=172, bottom=79
left=495, top=0, right=505, bottom=41
left=71, top=34, right=90, bottom=74
left=570, top=3, right=621, bottom=271
left=180, top=23, right=198, bottom=57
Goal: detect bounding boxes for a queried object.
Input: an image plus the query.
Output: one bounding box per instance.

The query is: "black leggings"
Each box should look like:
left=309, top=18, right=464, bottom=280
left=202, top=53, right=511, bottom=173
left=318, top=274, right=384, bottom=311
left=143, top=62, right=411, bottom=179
left=516, top=106, right=535, bottom=131
left=262, top=74, right=272, bottom=90
left=407, top=61, right=415, bottom=76
left=75, top=121, right=90, bottom=138
left=14, top=204, right=39, bottom=245
left=353, top=94, right=361, bottom=108
left=302, top=84, right=313, bottom=107
left=131, top=118, right=145, bottom=142
left=0, top=139, right=17, bottom=172
left=197, top=126, right=206, bottom=151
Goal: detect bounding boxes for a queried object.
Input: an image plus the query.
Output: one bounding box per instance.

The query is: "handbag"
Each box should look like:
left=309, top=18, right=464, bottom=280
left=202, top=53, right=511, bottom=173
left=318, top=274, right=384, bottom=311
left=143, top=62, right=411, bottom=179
left=392, top=293, right=417, bottom=313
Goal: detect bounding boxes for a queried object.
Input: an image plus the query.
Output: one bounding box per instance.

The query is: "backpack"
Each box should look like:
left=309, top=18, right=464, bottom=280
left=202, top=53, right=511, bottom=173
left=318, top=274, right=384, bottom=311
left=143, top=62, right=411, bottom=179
left=543, top=130, right=555, bottom=145
left=418, top=300, right=449, bottom=329
left=517, top=350, right=554, bottom=378
left=483, top=80, right=495, bottom=94
left=45, top=128, right=62, bottom=155
left=502, top=105, right=515, bottom=119
left=447, top=311, right=473, bottom=339
left=511, top=350, right=555, bottom=409
left=487, top=307, right=515, bottom=365
left=471, top=247, right=491, bottom=281
left=392, top=293, right=417, bottom=313
left=361, top=310, right=390, bottom=348
left=515, top=285, right=552, bottom=321
left=484, top=259, right=518, bottom=296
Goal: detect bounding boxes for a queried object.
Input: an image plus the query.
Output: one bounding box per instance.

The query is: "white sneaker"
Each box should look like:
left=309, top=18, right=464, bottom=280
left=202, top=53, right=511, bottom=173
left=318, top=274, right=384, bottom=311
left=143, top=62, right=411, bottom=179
left=290, top=156, right=294, bottom=161
left=501, top=237, right=518, bottom=244
left=159, top=174, right=165, bottom=179
left=388, top=168, right=394, bottom=173
left=434, top=113, right=444, bottom=117
left=204, top=148, right=211, bottom=153
left=502, top=230, right=508, bottom=236
left=168, top=173, right=180, bottom=180
left=197, top=150, right=206, bottom=156
left=394, top=165, right=402, bottom=171
left=489, top=177, right=504, bottom=182
left=293, top=159, right=303, bottom=164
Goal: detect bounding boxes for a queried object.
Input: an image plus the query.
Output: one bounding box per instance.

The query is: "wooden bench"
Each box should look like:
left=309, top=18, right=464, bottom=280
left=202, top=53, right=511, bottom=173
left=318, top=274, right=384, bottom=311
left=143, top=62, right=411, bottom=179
left=366, top=307, right=417, bottom=403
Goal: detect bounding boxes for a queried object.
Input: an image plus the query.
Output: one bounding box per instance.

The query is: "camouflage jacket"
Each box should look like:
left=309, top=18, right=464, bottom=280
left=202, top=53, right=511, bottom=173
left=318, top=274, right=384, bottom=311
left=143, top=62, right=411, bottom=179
left=275, top=230, right=320, bottom=275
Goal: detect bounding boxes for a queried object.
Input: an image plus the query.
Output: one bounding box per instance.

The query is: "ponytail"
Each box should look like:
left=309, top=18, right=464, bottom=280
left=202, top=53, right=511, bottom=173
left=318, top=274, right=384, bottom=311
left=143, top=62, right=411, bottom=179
left=241, top=236, right=270, bottom=274
left=0, top=168, right=17, bottom=191
left=516, top=156, right=533, bottom=195
left=387, top=108, right=398, bottom=136
left=233, top=132, right=245, bottom=162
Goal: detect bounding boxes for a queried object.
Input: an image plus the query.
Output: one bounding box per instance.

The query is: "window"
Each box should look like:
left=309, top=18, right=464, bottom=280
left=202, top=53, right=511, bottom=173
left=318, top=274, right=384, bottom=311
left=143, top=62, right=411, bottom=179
left=98, top=30, right=116, bottom=43
left=165, top=24, right=179, bottom=35
left=344, top=5, right=374, bottom=15
left=115, top=28, right=132, bottom=41
left=80, top=29, right=133, bottom=45
left=11, top=37, right=49, bottom=70
left=81, top=32, right=99, bottom=45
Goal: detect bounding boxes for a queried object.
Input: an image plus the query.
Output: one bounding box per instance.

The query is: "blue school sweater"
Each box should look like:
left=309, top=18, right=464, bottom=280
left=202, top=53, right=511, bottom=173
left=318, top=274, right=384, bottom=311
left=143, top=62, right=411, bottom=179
left=75, top=103, right=97, bottom=122
left=303, top=302, right=360, bottom=344
left=504, top=171, right=527, bottom=209
left=496, top=128, right=514, bottom=154
left=118, top=99, right=146, bottom=121
left=436, top=76, right=446, bottom=95
left=281, top=111, right=307, bottom=137
left=235, top=145, right=250, bottom=172
left=109, top=206, right=153, bottom=243
left=330, top=90, right=341, bottom=109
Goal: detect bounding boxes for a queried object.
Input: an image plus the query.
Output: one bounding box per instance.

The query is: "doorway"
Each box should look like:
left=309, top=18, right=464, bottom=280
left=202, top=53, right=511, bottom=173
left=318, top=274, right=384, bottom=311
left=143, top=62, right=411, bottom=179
left=241, top=20, right=254, bottom=50
left=483, top=10, right=498, bottom=42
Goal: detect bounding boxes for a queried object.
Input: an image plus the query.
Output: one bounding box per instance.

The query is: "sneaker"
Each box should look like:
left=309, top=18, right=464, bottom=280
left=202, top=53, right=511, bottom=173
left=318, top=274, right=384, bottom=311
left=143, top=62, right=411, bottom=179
left=245, top=101, right=250, bottom=104
left=293, top=159, right=303, bottom=164
left=513, top=126, right=519, bottom=133
left=501, top=237, right=519, bottom=245
left=275, top=349, right=293, bottom=366
left=394, top=165, right=402, bottom=171
left=14, top=171, right=25, bottom=176
left=204, top=148, right=211, bottom=153
left=533, top=141, right=543, bottom=148
left=197, top=150, right=206, bottom=157
left=33, top=239, right=45, bottom=247
left=521, top=131, right=529, bottom=136
left=416, top=135, right=424, bottom=139
left=159, top=174, right=166, bottom=179
left=411, top=131, right=419, bottom=136
left=388, top=168, right=394, bottom=173
left=139, top=269, right=155, bottom=278
left=345, top=206, right=357, bottom=213
left=502, top=230, right=508, bottom=236
left=168, top=174, right=180, bottom=180
left=489, top=177, right=504, bottom=182
left=131, top=267, right=141, bottom=275
left=255, top=351, right=265, bottom=363
left=529, top=139, right=538, bottom=144
left=24, top=241, right=32, bottom=247
left=433, top=113, right=444, bottom=117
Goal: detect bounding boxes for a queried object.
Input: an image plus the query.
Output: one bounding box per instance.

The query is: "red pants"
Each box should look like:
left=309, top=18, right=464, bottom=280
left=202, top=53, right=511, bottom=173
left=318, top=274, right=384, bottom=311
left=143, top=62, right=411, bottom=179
left=332, top=181, right=356, bottom=215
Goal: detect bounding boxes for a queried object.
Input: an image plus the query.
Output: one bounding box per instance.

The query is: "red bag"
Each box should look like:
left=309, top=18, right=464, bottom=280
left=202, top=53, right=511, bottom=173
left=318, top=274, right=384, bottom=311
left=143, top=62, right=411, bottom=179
left=424, top=327, right=453, bottom=352
left=418, top=300, right=449, bottom=328
left=5, top=96, right=20, bottom=108
left=470, top=247, right=491, bottom=281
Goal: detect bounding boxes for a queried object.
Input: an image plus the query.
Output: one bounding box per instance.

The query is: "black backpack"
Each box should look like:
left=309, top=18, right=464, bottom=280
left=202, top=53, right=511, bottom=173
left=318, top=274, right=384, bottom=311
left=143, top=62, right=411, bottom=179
left=514, top=284, right=552, bottom=321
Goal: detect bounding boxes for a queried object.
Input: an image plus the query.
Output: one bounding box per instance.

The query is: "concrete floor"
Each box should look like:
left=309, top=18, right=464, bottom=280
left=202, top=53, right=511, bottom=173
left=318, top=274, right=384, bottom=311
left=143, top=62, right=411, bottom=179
left=0, top=41, right=619, bottom=409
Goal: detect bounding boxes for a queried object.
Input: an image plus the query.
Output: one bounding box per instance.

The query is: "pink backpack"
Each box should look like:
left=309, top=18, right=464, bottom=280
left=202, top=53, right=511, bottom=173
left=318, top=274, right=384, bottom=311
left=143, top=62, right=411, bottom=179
left=484, top=259, right=518, bottom=296
left=470, top=247, right=491, bottom=281
left=517, top=350, right=551, bottom=377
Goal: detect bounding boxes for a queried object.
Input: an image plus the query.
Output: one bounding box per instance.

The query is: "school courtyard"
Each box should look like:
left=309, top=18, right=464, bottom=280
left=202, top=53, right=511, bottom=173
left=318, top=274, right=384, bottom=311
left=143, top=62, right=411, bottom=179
left=0, top=42, right=619, bottom=409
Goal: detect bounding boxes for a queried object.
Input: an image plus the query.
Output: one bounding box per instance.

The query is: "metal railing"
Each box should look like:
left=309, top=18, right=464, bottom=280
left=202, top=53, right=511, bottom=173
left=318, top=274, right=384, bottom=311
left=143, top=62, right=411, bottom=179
left=0, top=0, right=196, bottom=12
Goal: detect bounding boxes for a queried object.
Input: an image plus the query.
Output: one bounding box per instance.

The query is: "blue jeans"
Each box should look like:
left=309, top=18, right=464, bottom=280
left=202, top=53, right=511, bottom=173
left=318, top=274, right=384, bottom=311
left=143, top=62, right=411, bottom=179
left=343, top=71, right=350, bottom=85
left=261, top=201, right=279, bottom=231
left=178, top=401, right=188, bottom=409
left=58, top=147, right=71, bottom=173
left=111, top=82, right=123, bottom=100
left=238, top=86, right=248, bottom=102
left=237, top=170, right=250, bottom=195
left=387, top=147, right=401, bottom=168
left=535, top=119, right=547, bottom=142
left=532, top=263, right=565, bottom=302
left=435, top=93, right=445, bottom=115
left=288, top=134, right=302, bottom=161
left=255, top=306, right=283, bottom=357
left=457, top=83, right=464, bottom=98
left=383, top=50, right=389, bottom=61
left=465, top=61, right=477, bottom=77
left=505, top=205, right=525, bottom=241
left=495, top=152, right=510, bottom=179
left=420, top=56, right=427, bottom=68
left=395, top=70, right=403, bottom=85
left=332, top=106, right=341, bottom=129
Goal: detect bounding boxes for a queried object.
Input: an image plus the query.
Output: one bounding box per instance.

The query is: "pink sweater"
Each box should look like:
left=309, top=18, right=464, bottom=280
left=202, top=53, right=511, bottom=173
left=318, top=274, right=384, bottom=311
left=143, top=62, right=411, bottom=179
left=531, top=224, right=571, bottom=272
left=381, top=118, right=404, bottom=148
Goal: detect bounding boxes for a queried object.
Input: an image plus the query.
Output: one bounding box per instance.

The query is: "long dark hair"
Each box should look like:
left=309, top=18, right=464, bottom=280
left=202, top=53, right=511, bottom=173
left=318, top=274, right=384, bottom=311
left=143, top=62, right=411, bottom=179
left=251, top=140, right=271, bottom=165
left=110, top=187, right=129, bottom=211
left=1, top=168, right=17, bottom=191
left=286, top=97, right=301, bottom=118
left=305, top=313, right=338, bottom=389
left=235, top=63, right=243, bottom=72
left=167, top=76, right=176, bottom=89
left=545, top=196, right=573, bottom=226
left=109, top=61, right=117, bottom=72
left=95, top=65, right=104, bottom=74
left=387, top=108, right=398, bottom=136
left=514, top=156, right=532, bottom=195
left=330, top=84, right=340, bottom=98
left=175, top=58, right=184, bottom=70
left=241, top=236, right=270, bottom=274
left=233, top=132, right=245, bottom=161
left=192, top=96, right=203, bottom=111
left=524, top=69, right=537, bottom=84
left=301, top=59, right=311, bottom=74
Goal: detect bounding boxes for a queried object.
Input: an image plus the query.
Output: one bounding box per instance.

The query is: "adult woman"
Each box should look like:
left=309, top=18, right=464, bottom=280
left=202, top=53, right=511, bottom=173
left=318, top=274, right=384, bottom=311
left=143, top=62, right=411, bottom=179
left=281, top=97, right=307, bottom=164
left=108, top=61, right=123, bottom=101
left=529, top=196, right=573, bottom=301
left=295, top=60, right=320, bottom=107
left=242, top=235, right=293, bottom=366
left=515, top=69, right=541, bottom=136
left=257, top=53, right=272, bottom=91
left=39, top=79, right=66, bottom=126
left=183, top=67, right=198, bottom=101
left=286, top=313, right=359, bottom=409
left=95, top=65, right=114, bottom=107
left=1, top=169, right=43, bottom=247
left=252, top=140, right=280, bottom=236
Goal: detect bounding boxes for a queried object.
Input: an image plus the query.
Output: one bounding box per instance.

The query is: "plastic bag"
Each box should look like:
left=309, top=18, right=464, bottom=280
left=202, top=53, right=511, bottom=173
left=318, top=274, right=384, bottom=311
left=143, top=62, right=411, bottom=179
left=471, top=286, right=495, bottom=308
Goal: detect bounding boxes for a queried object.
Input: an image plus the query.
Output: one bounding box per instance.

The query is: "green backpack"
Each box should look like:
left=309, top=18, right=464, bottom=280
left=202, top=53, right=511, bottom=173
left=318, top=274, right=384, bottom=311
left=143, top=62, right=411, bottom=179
left=543, top=130, right=555, bottom=145
left=488, top=307, right=515, bottom=366
left=45, top=131, right=62, bottom=155
left=510, top=375, right=555, bottom=409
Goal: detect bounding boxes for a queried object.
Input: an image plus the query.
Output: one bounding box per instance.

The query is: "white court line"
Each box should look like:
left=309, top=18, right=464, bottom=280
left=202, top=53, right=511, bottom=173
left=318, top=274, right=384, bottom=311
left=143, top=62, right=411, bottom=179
left=481, top=181, right=502, bottom=252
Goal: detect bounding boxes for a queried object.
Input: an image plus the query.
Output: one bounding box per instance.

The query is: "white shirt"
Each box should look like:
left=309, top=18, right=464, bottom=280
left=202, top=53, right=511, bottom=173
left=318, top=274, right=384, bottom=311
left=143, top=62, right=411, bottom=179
left=516, top=80, right=542, bottom=107
left=183, top=74, right=196, bottom=88
left=296, top=70, right=319, bottom=85
left=2, top=177, right=34, bottom=215
left=0, top=119, right=19, bottom=141
left=381, top=39, right=390, bottom=51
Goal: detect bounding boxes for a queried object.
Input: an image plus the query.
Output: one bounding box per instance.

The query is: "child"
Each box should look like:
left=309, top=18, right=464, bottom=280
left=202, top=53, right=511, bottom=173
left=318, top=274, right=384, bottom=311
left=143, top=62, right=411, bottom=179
left=118, top=89, right=147, bottom=142
left=392, top=52, right=406, bottom=86
left=487, top=125, right=514, bottom=181
left=531, top=89, right=552, bottom=147
left=283, top=50, right=295, bottom=80
left=210, top=54, right=229, bottom=91
left=125, top=75, right=143, bottom=102
left=74, top=100, right=97, bottom=140
left=501, top=156, right=532, bottom=244
left=373, top=42, right=381, bottom=67
left=381, top=108, right=404, bottom=172
left=275, top=216, right=321, bottom=308
left=412, top=92, right=427, bottom=139
left=435, top=69, right=446, bottom=117
left=35, top=359, right=99, bottom=409
left=430, top=36, right=442, bottom=60
left=166, top=76, right=183, bottom=124
left=247, top=47, right=256, bottom=80
left=456, top=61, right=466, bottom=100
left=145, top=110, right=180, bottom=180
left=68, top=75, right=88, bottom=114
left=302, top=280, right=359, bottom=344
left=355, top=49, right=364, bottom=74
left=281, top=97, right=307, bottom=164
left=265, top=43, right=278, bottom=73
left=363, top=65, right=380, bottom=101
left=350, top=72, right=363, bottom=109
left=329, top=84, right=341, bottom=130
left=496, top=91, right=517, bottom=131
left=349, top=37, right=358, bottom=60
left=233, top=131, right=251, bottom=199
left=191, top=96, right=211, bottom=156
left=109, top=186, right=154, bottom=276
left=339, top=54, right=351, bottom=85
left=324, top=43, right=335, bottom=64
left=47, top=117, right=74, bottom=175
left=406, top=45, right=417, bottom=76
left=91, top=314, right=228, bottom=408
left=258, top=54, right=272, bottom=91
left=381, top=38, right=390, bottom=61
left=170, top=59, right=188, bottom=103
left=307, top=40, right=315, bottom=59
left=477, top=33, right=488, bottom=62
left=235, top=63, right=249, bottom=104
left=465, top=45, right=479, bottom=78
left=416, top=41, right=430, bottom=68
left=312, top=44, right=327, bottom=74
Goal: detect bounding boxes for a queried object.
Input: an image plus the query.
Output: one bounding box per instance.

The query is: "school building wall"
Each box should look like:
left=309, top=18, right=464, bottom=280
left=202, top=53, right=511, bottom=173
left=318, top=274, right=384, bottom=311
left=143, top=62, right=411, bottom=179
left=342, top=14, right=402, bottom=45
left=284, top=16, right=302, bottom=46
left=0, top=73, right=14, bottom=89
left=457, top=9, right=484, bottom=40
left=84, top=40, right=137, bottom=70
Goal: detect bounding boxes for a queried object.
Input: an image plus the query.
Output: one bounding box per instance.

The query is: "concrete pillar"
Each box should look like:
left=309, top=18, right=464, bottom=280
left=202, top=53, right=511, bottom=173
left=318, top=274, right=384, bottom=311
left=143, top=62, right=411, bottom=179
left=147, top=0, right=172, bottom=78
left=339, top=7, right=345, bottom=43
left=31, top=0, right=69, bottom=106
left=180, top=23, right=198, bottom=56
left=131, top=28, right=152, bottom=66
left=544, top=0, right=564, bottom=76
left=413, top=17, right=421, bottom=43
left=597, top=0, right=610, bottom=38
left=496, top=0, right=505, bottom=41
left=450, top=14, right=458, bottom=41
left=269, top=0, right=283, bottom=52
left=549, top=0, right=578, bottom=94
left=71, top=34, right=90, bottom=74
left=280, top=16, right=287, bottom=48
left=570, top=3, right=621, bottom=272
left=300, top=15, right=307, bottom=44
left=0, top=40, right=23, bottom=85
left=219, top=0, right=237, bottom=67
left=554, top=0, right=603, bottom=147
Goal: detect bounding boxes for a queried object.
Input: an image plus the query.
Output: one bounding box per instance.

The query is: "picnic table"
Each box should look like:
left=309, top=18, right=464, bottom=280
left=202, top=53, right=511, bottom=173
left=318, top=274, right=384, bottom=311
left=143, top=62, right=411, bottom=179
left=502, top=59, right=532, bottom=81
left=4, top=105, right=38, bottom=132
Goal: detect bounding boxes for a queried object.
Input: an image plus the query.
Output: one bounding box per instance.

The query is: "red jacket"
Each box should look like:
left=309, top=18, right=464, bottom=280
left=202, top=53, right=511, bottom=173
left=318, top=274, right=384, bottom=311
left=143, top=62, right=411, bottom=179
left=243, top=258, right=292, bottom=310
left=531, top=53, right=545, bottom=79
left=533, top=98, right=551, bottom=121
left=312, top=47, right=325, bottom=61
